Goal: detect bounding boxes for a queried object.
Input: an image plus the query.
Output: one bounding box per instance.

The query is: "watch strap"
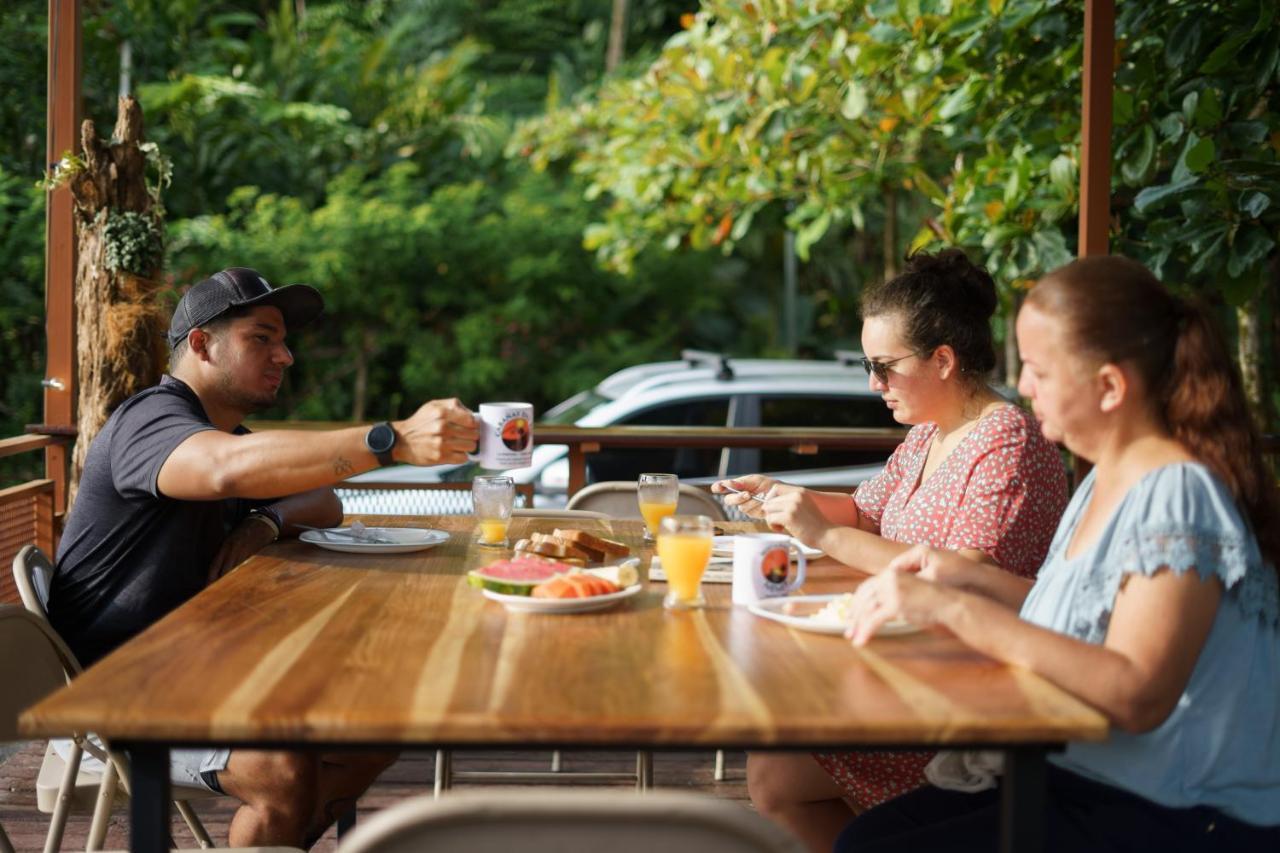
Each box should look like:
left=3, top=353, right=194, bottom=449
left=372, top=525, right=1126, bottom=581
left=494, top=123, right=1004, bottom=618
left=247, top=507, right=281, bottom=540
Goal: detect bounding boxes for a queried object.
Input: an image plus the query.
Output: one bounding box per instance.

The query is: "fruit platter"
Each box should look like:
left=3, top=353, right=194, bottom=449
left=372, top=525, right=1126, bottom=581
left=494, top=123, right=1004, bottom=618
left=467, top=528, right=643, bottom=614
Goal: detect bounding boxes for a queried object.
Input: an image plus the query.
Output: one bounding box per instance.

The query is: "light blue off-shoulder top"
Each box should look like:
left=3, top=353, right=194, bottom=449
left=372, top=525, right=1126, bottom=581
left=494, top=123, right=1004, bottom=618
left=1020, top=462, right=1280, bottom=827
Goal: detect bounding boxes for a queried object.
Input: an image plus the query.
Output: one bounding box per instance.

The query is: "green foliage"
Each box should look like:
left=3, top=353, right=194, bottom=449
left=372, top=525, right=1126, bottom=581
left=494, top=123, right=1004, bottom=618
left=517, top=0, right=1279, bottom=309
left=169, top=164, right=736, bottom=419
left=1110, top=1, right=1280, bottom=304
left=102, top=211, right=166, bottom=275
left=0, top=166, right=47, bottom=483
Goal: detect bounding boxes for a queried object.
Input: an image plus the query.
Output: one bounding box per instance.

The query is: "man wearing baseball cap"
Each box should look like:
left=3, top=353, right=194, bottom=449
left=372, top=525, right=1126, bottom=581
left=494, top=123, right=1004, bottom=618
left=48, top=267, right=480, bottom=847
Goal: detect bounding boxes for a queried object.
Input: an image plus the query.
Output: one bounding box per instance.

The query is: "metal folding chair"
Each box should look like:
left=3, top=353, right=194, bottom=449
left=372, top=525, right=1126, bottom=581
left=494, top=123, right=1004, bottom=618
left=10, top=547, right=248, bottom=851
left=337, top=788, right=805, bottom=853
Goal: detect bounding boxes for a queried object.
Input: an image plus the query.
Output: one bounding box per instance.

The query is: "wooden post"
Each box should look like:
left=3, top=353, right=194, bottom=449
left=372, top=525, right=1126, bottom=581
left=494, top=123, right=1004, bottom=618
left=1078, top=0, right=1115, bottom=257
left=44, top=0, right=81, bottom=525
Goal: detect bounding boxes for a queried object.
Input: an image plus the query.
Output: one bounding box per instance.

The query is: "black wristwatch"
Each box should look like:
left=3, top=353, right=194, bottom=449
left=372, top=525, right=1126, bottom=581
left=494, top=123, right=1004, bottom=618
left=365, top=421, right=397, bottom=466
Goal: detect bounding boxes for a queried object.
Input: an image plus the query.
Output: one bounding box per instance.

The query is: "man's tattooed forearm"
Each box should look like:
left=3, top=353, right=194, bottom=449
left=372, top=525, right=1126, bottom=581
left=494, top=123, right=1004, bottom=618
left=333, top=456, right=354, bottom=475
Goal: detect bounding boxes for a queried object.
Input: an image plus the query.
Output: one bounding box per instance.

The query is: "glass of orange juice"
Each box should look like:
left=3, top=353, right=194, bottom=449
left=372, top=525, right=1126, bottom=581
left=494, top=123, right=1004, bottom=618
left=656, top=515, right=714, bottom=609
left=473, top=475, right=515, bottom=547
left=638, top=472, right=678, bottom=542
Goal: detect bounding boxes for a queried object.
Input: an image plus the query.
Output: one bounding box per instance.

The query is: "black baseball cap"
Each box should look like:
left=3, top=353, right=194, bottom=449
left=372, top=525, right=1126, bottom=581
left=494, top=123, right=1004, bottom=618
left=168, top=267, right=324, bottom=348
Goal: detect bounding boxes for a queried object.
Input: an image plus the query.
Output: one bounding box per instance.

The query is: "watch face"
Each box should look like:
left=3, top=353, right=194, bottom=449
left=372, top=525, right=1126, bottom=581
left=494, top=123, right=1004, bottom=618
left=367, top=423, right=395, bottom=454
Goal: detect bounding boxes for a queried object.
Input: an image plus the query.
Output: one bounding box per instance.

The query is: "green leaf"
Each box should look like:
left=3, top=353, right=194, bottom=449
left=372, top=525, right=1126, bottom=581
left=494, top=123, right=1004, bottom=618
left=1240, top=191, right=1271, bottom=218
left=1112, top=90, right=1134, bottom=125
left=1193, top=87, right=1222, bottom=129
left=1120, top=125, right=1156, bottom=186
left=913, top=169, right=946, bottom=204
left=1184, top=136, right=1215, bottom=173
left=1158, top=113, right=1186, bottom=143
left=937, top=81, right=974, bottom=120
left=1165, top=17, right=1203, bottom=70
left=1134, top=177, right=1199, bottom=214
left=1188, top=231, right=1226, bottom=277
left=1227, top=227, right=1276, bottom=278
left=1199, top=32, right=1250, bottom=74
left=1226, top=121, right=1269, bottom=148
left=794, top=210, right=832, bottom=261
left=841, top=83, right=868, bottom=120
left=1182, top=90, right=1199, bottom=121
left=1049, top=154, right=1076, bottom=194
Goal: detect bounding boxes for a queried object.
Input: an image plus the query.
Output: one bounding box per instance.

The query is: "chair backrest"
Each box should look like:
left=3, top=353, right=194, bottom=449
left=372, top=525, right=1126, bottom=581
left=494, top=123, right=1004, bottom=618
left=0, top=605, right=77, bottom=743
left=510, top=508, right=609, bottom=520
left=337, top=789, right=805, bottom=853
left=337, top=481, right=535, bottom=516
left=13, top=545, right=55, bottom=619
left=566, top=482, right=728, bottom=522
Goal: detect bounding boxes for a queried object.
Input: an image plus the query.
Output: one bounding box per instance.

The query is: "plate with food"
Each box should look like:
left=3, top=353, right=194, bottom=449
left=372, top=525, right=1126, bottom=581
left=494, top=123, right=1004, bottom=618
left=711, top=535, right=823, bottom=560
left=509, top=528, right=632, bottom=567
left=299, top=525, right=449, bottom=554
left=747, top=594, right=920, bottom=637
left=468, top=556, right=643, bottom=614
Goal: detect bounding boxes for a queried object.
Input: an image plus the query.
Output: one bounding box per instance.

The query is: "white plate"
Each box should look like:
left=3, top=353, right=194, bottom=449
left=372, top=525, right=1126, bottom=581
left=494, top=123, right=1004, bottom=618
left=712, top=535, right=824, bottom=560
left=748, top=594, right=920, bottom=637
left=483, top=583, right=643, bottom=614
left=299, top=527, right=450, bottom=554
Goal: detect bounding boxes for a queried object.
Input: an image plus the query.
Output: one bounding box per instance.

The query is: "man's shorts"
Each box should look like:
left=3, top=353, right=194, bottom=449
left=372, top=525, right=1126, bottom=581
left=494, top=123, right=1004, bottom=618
left=51, top=737, right=231, bottom=793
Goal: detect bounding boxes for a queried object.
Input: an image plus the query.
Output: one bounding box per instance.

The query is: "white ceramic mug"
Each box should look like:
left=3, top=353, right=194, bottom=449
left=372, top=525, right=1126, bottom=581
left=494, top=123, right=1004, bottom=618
left=731, top=533, right=807, bottom=606
left=470, top=402, right=534, bottom=470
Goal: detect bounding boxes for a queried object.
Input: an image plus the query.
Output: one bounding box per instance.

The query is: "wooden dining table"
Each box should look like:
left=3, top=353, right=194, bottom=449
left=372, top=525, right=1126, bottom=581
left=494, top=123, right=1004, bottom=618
left=20, top=515, right=1106, bottom=852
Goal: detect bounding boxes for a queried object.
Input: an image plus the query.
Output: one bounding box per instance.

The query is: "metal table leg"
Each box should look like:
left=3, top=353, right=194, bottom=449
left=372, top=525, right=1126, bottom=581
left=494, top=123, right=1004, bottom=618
left=128, top=743, right=171, bottom=853
left=1000, top=746, right=1047, bottom=853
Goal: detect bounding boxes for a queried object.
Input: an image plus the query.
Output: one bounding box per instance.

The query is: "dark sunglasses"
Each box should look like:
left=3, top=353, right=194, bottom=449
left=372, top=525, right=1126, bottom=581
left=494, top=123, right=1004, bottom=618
left=859, top=352, right=923, bottom=383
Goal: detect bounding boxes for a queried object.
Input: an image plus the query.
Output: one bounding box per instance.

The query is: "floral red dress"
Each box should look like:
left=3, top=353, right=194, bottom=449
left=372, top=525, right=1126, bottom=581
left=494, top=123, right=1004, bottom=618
left=812, top=404, right=1068, bottom=809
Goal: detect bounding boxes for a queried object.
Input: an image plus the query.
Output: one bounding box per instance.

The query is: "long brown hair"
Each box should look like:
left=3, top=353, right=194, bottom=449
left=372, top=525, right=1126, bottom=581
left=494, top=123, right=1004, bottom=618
left=1027, top=256, right=1280, bottom=569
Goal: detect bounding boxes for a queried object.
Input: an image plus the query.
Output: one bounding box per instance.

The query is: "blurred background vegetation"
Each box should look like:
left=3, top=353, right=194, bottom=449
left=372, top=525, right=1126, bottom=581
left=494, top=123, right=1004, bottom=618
left=2, top=0, right=1279, bottom=482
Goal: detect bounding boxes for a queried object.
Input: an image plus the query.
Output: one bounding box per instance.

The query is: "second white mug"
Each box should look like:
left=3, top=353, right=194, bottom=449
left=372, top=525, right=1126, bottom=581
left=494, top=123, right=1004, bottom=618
left=731, top=533, right=807, bottom=606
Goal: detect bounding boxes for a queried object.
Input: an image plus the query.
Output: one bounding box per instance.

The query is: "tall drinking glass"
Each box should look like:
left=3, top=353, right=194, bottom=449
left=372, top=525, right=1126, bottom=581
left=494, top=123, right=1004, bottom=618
left=656, top=515, right=714, bottom=609
left=473, top=475, right=515, bottom=547
left=637, top=473, right=679, bottom=542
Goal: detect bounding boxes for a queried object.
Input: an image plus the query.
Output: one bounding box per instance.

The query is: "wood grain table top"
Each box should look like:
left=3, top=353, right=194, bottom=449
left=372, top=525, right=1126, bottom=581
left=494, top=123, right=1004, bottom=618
left=21, top=516, right=1107, bottom=749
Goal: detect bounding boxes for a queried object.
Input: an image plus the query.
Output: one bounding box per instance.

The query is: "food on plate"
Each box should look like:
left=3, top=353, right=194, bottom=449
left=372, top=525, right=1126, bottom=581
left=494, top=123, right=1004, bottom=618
left=532, top=573, right=620, bottom=599
left=469, top=555, right=639, bottom=598
left=467, top=557, right=575, bottom=595
left=553, top=528, right=631, bottom=562
left=806, top=593, right=857, bottom=626
left=584, top=562, right=639, bottom=589
left=510, top=528, right=630, bottom=566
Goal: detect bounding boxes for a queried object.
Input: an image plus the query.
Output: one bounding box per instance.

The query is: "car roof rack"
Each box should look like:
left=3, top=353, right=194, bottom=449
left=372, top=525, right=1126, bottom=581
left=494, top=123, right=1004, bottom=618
left=680, top=349, right=734, bottom=381
left=833, top=349, right=863, bottom=367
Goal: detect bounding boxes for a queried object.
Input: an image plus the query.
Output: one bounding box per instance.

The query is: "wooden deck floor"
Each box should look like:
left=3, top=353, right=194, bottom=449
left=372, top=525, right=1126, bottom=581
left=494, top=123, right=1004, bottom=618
left=0, top=742, right=750, bottom=851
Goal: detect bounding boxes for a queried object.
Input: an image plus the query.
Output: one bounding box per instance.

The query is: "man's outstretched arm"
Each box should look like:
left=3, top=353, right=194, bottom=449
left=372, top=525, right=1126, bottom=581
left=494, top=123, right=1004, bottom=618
left=158, top=398, right=479, bottom=501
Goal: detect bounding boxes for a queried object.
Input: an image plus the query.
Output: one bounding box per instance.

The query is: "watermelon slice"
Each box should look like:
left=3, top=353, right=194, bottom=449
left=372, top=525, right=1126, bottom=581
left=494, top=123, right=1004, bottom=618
left=467, top=557, right=571, bottom=596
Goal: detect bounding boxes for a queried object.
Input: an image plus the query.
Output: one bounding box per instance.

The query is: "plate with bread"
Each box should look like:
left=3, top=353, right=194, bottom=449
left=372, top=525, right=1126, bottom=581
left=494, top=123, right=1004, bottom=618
left=468, top=528, right=643, bottom=613
left=509, top=528, right=632, bottom=566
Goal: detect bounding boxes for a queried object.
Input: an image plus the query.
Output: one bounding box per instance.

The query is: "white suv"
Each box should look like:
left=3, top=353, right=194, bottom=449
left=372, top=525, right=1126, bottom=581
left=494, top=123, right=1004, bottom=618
left=346, top=352, right=901, bottom=505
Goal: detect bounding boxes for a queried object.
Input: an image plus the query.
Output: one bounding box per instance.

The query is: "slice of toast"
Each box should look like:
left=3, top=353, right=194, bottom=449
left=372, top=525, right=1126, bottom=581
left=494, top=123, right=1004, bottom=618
left=554, top=528, right=630, bottom=558
left=531, top=531, right=595, bottom=562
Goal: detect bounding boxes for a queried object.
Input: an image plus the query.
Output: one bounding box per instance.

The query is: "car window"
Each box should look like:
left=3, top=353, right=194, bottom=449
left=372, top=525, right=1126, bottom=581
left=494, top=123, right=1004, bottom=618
left=543, top=390, right=610, bottom=424
left=756, top=395, right=900, bottom=472
left=586, top=398, right=731, bottom=484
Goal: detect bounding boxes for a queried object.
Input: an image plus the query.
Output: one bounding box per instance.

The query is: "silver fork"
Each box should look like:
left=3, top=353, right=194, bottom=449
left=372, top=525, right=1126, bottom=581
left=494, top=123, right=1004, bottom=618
left=296, top=522, right=397, bottom=545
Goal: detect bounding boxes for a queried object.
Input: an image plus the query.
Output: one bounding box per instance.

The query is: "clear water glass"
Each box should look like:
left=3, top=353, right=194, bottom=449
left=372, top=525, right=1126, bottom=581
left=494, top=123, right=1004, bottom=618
left=473, top=475, right=515, bottom=547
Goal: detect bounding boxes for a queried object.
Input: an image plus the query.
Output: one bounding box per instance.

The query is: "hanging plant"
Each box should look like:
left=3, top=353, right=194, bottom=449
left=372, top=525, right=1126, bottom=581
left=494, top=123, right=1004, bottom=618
left=101, top=210, right=164, bottom=275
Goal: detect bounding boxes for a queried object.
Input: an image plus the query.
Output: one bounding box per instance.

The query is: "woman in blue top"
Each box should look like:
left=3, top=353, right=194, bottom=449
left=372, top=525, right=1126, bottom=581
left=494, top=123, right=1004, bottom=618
left=834, top=256, right=1280, bottom=852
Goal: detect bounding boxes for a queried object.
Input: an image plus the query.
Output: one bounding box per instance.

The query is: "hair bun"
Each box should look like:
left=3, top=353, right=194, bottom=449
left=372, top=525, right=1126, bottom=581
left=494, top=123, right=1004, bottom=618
left=934, top=249, right=997, bottom=318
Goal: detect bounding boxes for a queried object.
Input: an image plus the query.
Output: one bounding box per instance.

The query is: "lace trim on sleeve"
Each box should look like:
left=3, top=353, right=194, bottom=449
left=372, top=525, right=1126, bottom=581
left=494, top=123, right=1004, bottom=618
left=1069, top=527, right=1279, bottom=642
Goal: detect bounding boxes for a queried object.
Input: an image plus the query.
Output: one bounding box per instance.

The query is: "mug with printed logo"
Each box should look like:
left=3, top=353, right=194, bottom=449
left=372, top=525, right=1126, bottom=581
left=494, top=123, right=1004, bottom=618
left=470, top=402, right=534, bottom=470
left=731, top=533, right=807, bottom=606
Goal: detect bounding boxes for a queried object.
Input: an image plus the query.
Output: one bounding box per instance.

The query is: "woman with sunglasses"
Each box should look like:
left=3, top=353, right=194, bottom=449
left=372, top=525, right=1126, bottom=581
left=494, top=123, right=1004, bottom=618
left=714, top=248, right=1070, bottom=852
left=834, top=256, right=1279, bottom=851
